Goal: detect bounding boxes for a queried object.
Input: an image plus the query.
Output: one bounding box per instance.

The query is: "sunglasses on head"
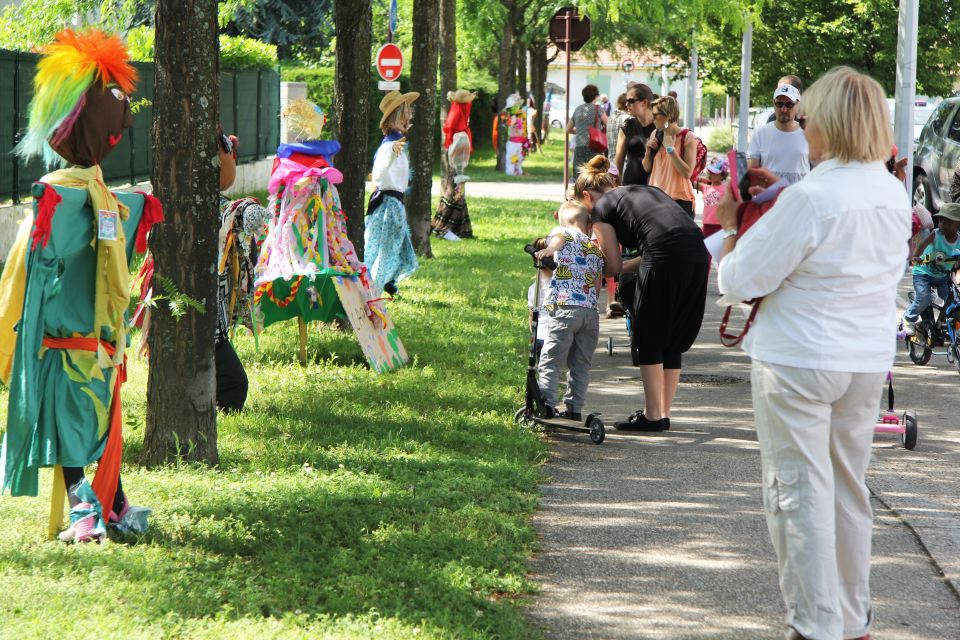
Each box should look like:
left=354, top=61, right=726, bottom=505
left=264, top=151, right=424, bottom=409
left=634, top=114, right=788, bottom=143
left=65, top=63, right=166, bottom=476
left=775, top=100, right=796, bottom=109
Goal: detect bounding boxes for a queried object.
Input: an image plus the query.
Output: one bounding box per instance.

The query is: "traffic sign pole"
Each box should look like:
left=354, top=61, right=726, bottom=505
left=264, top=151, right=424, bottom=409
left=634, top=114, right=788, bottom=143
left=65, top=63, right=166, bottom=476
left=564, top=12, right=571, bottom=195
left=549, top=7, right=590, bottom=196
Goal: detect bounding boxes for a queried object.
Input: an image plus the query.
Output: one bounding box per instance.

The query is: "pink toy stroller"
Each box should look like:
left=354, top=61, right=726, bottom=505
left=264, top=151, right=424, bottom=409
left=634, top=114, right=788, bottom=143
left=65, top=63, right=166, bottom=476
left=874, top=371, right=918, bottom=450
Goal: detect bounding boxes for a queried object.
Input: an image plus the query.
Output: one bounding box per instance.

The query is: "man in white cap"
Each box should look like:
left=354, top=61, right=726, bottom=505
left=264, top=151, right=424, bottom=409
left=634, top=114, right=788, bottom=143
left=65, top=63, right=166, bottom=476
left=747, top=82, right=810, bottom=184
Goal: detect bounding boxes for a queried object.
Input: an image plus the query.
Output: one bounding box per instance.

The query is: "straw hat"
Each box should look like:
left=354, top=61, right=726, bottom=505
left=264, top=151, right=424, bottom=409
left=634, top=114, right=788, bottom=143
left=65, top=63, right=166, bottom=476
left=379, top=90, right=420, bottom=128
left=447, top=89, right=477, bottom=104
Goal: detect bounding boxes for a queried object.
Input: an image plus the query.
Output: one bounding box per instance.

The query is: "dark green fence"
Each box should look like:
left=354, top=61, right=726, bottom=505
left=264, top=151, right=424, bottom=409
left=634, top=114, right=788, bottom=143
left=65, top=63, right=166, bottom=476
left=0, top=49, right=280, bottom=202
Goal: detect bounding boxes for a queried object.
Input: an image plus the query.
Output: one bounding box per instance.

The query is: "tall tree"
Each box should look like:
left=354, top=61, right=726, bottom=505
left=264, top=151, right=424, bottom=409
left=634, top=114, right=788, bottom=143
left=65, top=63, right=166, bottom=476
left=144, top=0, right=220, bottom=466
left=407, top=0, right=441, bottom=255
left=695, top=0, right=960, bottom=99
left=332, top=0, right=372, bottom=257
left=438, top=0, right=457, bottom=194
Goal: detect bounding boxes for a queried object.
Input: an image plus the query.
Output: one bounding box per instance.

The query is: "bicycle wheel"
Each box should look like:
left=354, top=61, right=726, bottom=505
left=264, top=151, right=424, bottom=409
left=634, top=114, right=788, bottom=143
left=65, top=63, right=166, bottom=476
left=907, top=324, right=932, bottom=366
left=953, top=342, right=960, bottom=375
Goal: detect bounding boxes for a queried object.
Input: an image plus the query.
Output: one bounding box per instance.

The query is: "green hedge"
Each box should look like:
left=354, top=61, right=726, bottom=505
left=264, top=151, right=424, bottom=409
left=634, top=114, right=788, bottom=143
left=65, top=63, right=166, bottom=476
left=127, top=26, right=278, bottom=70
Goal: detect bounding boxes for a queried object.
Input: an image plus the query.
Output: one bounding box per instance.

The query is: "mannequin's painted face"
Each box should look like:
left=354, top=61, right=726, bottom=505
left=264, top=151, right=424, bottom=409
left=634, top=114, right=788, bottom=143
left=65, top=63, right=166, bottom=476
left=50, top=83, right=132, bottom=167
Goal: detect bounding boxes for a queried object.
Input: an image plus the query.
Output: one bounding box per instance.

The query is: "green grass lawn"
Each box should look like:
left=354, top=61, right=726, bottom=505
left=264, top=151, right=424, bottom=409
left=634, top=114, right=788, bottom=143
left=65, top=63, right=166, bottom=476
left=439, top=135, right=567, bottom=183
left=0, top=198, right=562, bottom=639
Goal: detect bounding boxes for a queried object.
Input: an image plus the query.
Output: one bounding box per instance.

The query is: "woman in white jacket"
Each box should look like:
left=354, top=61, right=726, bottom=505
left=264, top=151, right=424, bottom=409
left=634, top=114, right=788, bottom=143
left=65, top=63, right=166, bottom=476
left=716, top=67, right=911, bottom=640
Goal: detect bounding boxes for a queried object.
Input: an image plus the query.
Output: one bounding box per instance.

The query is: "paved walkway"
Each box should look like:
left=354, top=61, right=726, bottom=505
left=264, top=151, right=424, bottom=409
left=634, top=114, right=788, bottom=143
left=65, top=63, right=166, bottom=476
left=526, top=269, right=960, bottom=638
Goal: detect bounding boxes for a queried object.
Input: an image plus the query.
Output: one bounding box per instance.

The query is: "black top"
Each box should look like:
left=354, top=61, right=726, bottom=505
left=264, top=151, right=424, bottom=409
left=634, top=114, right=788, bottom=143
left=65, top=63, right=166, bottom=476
left=620, top=117, right=656, bottom=186
left=592, top=185, right=707, bottom=265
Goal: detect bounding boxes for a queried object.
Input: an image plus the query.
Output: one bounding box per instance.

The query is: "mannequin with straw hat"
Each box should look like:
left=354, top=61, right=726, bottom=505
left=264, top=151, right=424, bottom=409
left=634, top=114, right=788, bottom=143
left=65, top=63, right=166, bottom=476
left=364, top=91, right=420, bottom=296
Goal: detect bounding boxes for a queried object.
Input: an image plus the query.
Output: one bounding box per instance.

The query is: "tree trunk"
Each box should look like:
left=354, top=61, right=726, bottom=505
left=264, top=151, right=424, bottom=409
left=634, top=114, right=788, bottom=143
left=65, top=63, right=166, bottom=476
left=438, top=0, right=457, bottom=195
left=144, top=0, right=220, bottom=466
left=495, top=1, right=516, bottom=171
left=515, top=38, right=527, bottom=99
left=529, top=39, right=547, bottom=144
left=407, top=0, right=440, bottom=256
left=333, top=0, right=372, bottom=259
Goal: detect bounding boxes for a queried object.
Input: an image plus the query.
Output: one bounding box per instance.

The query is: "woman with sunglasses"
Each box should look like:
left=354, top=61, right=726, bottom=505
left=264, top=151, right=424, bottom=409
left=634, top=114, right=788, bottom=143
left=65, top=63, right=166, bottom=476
left=614, top=83, right=657, bottom=186
left=642, top=95, right=698, bottom=217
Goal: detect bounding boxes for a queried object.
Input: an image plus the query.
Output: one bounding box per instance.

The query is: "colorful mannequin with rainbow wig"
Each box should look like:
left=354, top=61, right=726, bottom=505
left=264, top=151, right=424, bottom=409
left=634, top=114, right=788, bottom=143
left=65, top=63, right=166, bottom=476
left=0, top=29, right=161, bottom=542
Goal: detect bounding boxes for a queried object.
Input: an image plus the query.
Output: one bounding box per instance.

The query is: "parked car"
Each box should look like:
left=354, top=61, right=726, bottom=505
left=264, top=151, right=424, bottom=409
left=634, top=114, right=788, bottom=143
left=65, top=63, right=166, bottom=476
left=888, top=98, right=939, bottom=142
left=912, top=97, right=960, bottom=212
left=547, top=94, right=571, bottom=128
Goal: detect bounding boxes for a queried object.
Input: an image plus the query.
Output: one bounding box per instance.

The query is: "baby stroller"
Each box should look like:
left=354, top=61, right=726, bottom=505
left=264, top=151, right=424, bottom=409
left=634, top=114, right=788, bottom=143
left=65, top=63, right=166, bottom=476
left=514, top=244, right=606, bottom=444
left=605, top=250, right=641, bottom=366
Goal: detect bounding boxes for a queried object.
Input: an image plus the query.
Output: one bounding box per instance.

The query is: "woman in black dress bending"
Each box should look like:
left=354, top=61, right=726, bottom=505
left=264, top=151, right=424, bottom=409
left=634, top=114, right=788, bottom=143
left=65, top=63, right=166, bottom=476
left=575, top=155, right=709, bottom=431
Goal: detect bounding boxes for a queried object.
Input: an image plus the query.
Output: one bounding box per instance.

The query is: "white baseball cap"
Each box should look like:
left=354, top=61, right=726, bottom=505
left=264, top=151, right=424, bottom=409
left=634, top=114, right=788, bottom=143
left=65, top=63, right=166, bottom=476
left=773, top=84, right=801, bottom=104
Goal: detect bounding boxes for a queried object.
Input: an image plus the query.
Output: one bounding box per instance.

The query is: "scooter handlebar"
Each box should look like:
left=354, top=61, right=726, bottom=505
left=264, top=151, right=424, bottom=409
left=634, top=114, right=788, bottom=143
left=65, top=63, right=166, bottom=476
left=524, top=244, right=557, bottom=270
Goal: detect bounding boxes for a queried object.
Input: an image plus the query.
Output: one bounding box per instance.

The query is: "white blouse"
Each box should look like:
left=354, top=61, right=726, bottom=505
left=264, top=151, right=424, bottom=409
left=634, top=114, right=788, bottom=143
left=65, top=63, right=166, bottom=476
left=371, top=138, right=409, bottom=192
left=717, top=159, right=911, bottom=373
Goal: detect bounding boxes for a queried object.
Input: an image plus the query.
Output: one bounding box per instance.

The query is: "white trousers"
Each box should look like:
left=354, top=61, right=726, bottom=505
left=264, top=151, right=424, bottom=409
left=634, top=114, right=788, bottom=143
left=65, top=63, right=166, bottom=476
left=505, top=140, right=524, bottom=176
left=751, top=359, right=885, bottom=640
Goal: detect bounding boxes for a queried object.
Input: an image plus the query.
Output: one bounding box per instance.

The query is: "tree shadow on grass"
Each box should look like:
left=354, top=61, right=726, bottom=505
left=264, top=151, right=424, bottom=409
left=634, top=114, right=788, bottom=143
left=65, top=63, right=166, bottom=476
left=2, top=431, right=539, bottom=638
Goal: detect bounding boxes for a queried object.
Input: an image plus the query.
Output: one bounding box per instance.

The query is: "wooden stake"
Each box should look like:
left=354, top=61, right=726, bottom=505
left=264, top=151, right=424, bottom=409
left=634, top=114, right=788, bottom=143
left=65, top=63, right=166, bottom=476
left=298, top=317, right=308, bottom=366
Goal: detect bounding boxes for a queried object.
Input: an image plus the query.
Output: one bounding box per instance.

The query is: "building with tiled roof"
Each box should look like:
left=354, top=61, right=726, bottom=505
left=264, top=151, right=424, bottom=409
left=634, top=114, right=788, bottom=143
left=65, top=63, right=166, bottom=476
left=546, top=46, right=693, bottom=119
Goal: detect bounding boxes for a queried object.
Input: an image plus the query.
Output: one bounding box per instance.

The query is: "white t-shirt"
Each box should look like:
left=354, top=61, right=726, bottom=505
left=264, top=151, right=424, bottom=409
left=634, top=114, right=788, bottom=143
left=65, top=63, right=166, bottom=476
left=747, top=122, right=810, bottom=184
left=527, top=271, right=551, bottom=341
left=717, top=159, right=911, bottom=373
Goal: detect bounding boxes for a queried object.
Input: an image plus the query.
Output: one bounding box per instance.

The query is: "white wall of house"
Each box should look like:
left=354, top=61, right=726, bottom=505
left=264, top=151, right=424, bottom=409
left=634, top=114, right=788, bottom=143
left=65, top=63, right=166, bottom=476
left=546, top=64, right=690, bottom=105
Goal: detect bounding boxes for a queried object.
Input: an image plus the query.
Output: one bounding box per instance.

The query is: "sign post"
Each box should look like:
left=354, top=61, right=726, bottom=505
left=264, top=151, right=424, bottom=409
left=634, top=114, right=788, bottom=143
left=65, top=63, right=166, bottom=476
left=549, top=7, right=591, bottom=196
left=375, top=43, right=404, bottom=91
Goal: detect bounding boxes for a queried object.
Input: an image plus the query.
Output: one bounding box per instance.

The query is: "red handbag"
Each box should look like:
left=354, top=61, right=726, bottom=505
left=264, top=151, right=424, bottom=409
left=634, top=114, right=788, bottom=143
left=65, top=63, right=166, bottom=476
left=588, top=105, right=607, bottom=153
left=718, top=196, right=780, bottom=347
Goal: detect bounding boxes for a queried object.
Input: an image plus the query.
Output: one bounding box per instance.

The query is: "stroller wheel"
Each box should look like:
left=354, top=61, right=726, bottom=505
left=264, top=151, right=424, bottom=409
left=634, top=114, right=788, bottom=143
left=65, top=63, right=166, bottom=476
left=587, top=415, right=606, bottom=444
left=606, top=336, right=614, bottom=356
left=902, top=411, right=918, bottom=450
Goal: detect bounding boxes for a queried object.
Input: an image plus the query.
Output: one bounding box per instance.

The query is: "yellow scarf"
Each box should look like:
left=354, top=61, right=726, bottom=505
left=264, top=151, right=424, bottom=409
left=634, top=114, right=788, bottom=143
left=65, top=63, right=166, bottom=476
left=37, top=166, right=130, bottom=367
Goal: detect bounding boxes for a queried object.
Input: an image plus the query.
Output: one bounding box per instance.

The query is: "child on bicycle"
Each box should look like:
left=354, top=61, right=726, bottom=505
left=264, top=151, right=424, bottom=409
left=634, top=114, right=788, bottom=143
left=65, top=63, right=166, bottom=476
left=534, top=201, right=605, bottom=420
left=903, top=203, right=960, bottom=335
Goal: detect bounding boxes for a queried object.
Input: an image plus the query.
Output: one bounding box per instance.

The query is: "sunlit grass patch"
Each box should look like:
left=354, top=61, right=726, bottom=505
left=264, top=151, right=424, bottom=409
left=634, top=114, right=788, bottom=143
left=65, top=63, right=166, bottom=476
left=0, top=197, right=563, bottom=639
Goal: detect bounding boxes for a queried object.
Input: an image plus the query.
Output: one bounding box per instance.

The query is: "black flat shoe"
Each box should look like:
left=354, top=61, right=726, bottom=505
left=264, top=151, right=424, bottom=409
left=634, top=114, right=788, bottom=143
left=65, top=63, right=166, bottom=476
left=614, top=410, right=668, bottom=432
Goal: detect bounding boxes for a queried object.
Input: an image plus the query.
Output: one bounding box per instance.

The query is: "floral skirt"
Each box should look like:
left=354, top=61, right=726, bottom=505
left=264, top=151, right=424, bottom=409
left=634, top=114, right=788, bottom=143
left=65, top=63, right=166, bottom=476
left=363, top=195, right=418, bottom=293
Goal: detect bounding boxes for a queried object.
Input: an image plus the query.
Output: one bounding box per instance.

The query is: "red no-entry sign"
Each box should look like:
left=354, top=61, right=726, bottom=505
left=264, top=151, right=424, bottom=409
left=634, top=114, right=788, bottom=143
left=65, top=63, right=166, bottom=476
left=375, top=43, right=404, bottom=81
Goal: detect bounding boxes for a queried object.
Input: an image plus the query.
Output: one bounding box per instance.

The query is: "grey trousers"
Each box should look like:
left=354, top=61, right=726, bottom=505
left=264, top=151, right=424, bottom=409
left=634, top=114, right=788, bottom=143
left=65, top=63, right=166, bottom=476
left=537, top=306, right=600, bottom=412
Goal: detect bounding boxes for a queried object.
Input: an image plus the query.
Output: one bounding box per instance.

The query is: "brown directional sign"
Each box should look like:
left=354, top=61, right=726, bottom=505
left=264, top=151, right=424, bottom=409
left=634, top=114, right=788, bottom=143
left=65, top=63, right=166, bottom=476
left=549, top=7, right=591, bottom=52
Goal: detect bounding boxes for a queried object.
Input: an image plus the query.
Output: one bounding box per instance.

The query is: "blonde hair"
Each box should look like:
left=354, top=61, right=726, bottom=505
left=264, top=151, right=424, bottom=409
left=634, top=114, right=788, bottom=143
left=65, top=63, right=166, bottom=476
left=651, top=95, right=680, bottom=123
left=801, top=66, right=892, bottom=163
left=573, top=155, right=615, bottom=199
left=557, top=201, right=589, bottom=228
left=381, top=102, right=412, bottom=135
left=283, top=99, right=325, bottom=142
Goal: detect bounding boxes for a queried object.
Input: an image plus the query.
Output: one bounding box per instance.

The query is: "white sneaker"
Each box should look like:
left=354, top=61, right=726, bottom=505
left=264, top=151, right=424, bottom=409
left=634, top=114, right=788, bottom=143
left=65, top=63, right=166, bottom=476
left=903, top=318, right=916, bottom=336
left=442, top=230, right=461, bottom=241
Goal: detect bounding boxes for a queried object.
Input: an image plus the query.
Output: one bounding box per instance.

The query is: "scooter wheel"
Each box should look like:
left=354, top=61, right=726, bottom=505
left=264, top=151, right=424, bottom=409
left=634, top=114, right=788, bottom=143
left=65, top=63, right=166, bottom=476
left=514, top=407, right=528, bottom=424
left=588, top=416, right=606, bottom=444
left=902, top=411, right=918, bottom=450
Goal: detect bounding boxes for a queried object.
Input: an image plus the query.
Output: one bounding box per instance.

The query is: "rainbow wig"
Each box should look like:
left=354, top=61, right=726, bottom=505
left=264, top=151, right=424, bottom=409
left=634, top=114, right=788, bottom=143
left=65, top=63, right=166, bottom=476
left=15, top=28, right=137, bottom=167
